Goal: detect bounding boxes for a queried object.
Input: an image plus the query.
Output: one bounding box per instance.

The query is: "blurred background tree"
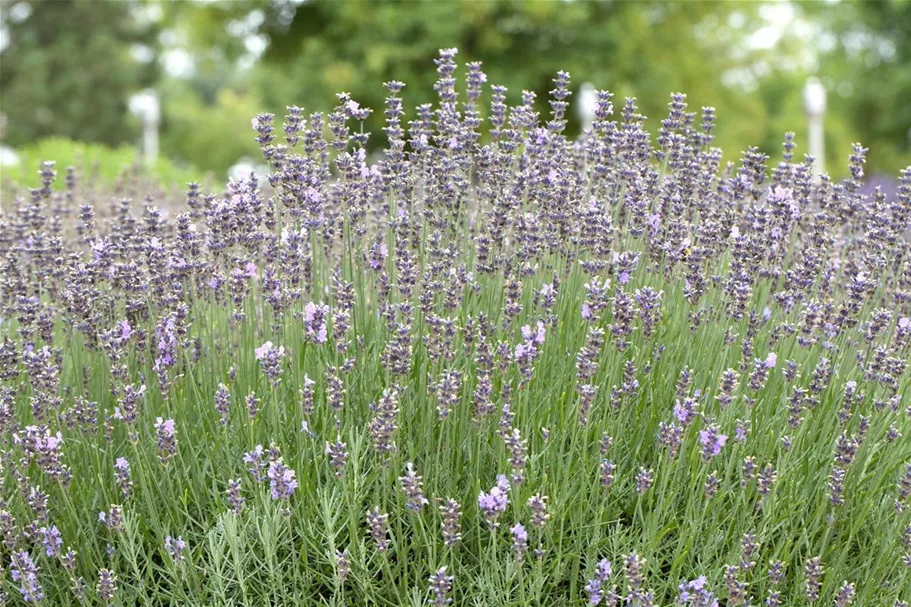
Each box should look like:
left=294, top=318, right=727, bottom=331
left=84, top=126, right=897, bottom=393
left=0, top=0, right=158, bottom=146
left=1, top=0, right=909, bottom=183
left=801, top=0, right=911, bottom=175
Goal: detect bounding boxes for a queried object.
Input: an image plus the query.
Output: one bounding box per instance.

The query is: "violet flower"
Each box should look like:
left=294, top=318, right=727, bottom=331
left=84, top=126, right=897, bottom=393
left=478, top=475, right=510, bottom=530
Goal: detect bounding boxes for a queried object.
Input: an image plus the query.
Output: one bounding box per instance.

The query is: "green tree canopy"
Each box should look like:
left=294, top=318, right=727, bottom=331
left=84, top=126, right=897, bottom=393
left=0, top=0, right=158, bottom=148
left=160, top=0, right=785, bottom=173
left=800, top=0, right=911, bottom=174
left=2, top=0, right=908, bottom=179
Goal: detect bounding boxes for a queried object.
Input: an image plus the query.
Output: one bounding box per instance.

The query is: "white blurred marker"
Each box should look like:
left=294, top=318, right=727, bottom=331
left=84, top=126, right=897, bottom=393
left=803, top=78, right=826, bottom=177
left=578, top=82, right=597, bottom=133
left=129, top=89, right=160, bottom=169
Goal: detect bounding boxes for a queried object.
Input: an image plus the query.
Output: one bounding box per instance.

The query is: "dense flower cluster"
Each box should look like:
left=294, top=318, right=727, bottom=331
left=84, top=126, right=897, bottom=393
left=0, top=48, right=908, bottom=605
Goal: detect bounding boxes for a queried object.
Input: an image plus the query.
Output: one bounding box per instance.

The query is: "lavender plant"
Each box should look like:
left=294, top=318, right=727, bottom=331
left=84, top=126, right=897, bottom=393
left=0, top=48, right=909, bottom=606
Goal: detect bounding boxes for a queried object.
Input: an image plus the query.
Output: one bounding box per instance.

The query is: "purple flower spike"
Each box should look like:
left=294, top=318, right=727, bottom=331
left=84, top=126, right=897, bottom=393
left=254, top=341, right=285, bottom=386
left=267, top=458, right=298, bottom=502
left=154, top=417, right=178, bottom=464
left=478, top=475, right=510, bottom=530
left=304, top=302, right=330, bottom=344
left=585, top=558, right=613, bottom=605
left=399, top=462, right=429, bottom=512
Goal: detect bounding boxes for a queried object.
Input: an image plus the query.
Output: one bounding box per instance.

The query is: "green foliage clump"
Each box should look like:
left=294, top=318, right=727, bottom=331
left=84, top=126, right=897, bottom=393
left=2, top=137, right=205, bottom=190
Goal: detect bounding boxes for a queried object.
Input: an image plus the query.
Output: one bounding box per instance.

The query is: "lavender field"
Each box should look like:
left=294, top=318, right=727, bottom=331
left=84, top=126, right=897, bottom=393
left=1, top=49, right=910, bottom=606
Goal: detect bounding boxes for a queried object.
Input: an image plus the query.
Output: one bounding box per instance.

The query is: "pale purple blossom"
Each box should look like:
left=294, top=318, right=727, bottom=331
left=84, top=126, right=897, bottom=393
left=325, top=437, right=349, bottom=478
left=267, top=458, right=298, bottom=501
left=40, top=525, right=62, bottom=557
left=699, top=426, right=728, bottom=460
left=478, top=475, right=510, bottom=529
left=673, top=398, right=698, bottom=425
left=10, top=551, right=43, bottom=603
left=399, top=462, right=429, bottom=512
left=304, top=302, right=329, bottom=344
left=114, top=457, right=132, bottom=499
left=428, top=567, right=454, bottom=607
left=226, top=478, right=244, bottom=514
left=510, top=523, right=528, bottom=562
left=154, top=417, right=177, bottom=464
left=678, top=575, right=718, bottom=606
left=97, top=568, right=116, bottom=603
left=521, top=321, right=546, bottom=345
left=254, top=341, right=285, bottom=386
left=585, top=558, right=613, bottom=605
left=366, top=507, right=389, bottom=552
left=165, top=535, right=187, bottom=563
left=243, top=445, right=267, bottom=482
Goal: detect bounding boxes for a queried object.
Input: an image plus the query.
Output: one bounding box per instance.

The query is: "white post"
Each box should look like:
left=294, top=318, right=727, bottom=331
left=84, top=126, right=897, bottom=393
left=143, top=114, right=159, bottom=169
left=577, top=82, right=597, bottom=133
left=129, top=90, right=160, bottom=169
left=803, top=78, right=826, bottom=177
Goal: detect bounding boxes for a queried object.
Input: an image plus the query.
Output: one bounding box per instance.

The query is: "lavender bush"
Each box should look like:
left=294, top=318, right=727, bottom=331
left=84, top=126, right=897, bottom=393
left=1, top=48, right=910, bottom=606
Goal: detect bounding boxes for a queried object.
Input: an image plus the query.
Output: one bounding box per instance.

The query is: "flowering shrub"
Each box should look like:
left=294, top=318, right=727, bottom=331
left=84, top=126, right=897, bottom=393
left=1, top=48, right=910, bottom=606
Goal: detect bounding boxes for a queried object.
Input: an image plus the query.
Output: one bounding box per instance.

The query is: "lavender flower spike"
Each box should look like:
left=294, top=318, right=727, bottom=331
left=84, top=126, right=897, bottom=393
left=510, top=523, right=528, bottom=563
left=154, top=417, right=178, bottom=464
left=254, top=341, right=285, bottom=386
left=428, top=566, right=454, bottom=606
left=478, top=475, right=510, bottom=530
left=325, top=437, right=349, bottom=478
left=584, top=558, right=612, bottom=605
left=267, top=458, right=298, bottom=501
left=10, top=551, right=44, bottom=603
left=399, top=461, right=429, bottom=512
left=165, top=535, right=187, bottom=563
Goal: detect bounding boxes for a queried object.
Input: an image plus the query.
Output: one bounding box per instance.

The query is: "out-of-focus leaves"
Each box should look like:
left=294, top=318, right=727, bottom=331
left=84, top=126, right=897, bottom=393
left=3, top=0, right=908, bottom=178
left=2, top=136, right=204, bottom=188
left=798, top=0, right=911, bottom=174
left=0, top=0, right=158, bottom=147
